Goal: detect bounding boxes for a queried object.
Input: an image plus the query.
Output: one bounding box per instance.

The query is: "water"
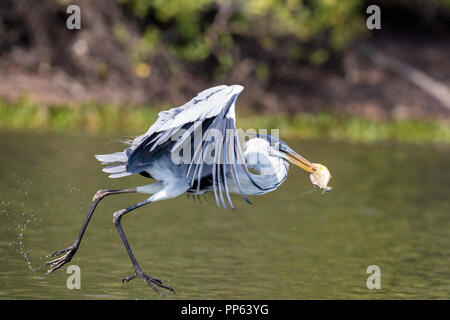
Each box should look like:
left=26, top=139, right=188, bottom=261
left=0, top=129, right=448, bottom=299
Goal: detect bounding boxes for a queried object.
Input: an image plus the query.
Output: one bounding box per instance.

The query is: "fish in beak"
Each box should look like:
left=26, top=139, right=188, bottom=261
left=282, top=150, right=332, bottom=195
left=309, top=163, right=332, bottom=195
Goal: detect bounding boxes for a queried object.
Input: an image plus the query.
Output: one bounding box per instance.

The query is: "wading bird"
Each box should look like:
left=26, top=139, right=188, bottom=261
left=45, top=85, right=331, bottom=296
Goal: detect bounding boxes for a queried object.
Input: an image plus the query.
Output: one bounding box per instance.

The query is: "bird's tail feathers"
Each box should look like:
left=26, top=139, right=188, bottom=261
left=94, top=151, right=133, bottom=178
left=95, top=151, right=128, bottom=164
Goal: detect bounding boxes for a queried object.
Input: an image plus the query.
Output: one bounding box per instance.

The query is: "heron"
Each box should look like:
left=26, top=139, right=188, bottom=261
left=45, top=84, right=331, bottom=296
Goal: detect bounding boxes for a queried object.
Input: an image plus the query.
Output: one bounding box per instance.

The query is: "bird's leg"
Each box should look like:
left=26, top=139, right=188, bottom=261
left=112, top=199, right=175, bottom=296
left=45, top=188, right=136, bottom=274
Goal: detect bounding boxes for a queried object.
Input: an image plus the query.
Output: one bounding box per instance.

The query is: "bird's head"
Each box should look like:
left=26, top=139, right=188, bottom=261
left=250, top=134, right=315, bottom=173
left=246, top=134, right=332, bottom=194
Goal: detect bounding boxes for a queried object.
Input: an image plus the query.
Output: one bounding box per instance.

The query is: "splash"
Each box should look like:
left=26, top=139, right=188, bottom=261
left=1, top=178, right=42, bottom=273
left=17, top=223, right=35, bottom=272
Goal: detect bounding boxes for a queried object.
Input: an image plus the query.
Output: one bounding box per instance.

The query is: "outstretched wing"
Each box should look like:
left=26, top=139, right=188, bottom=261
left=126, top=84, right=264, bottom=209
left=95, top=85, right=230, bottom=178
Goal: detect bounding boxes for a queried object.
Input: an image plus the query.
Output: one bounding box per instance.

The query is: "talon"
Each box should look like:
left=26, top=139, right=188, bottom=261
left=122, top=274, right=138, bottom=283
left=48, top=245, right=74, bottom=258
left=122, top=272, right=175, bottom=295
left=45, top=246, right=77, bottom=274
left=144, top=274, right=175, bottom=294
left=150, top=277, right=162, bottom=285
left=47, top=247, right=68, bottom=258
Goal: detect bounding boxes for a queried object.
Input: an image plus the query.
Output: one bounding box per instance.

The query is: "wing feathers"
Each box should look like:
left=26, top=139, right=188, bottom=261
left=100, top=84, right=260, bottom=208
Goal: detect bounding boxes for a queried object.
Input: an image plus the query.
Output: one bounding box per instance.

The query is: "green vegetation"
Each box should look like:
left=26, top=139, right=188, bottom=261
left=117, top=0, right=363, bottom=71
left=1, top=98, right=449, bottom=144
left=115, top=0, right=450, bottom=73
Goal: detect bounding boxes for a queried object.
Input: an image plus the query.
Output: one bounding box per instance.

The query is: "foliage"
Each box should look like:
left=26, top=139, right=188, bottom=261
left=117, top=0, right=363, bottom=69
left=115, top=0, right=450, bottom=76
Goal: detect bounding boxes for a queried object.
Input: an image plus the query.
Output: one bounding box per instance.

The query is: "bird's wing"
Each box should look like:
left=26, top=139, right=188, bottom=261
left=130, top=85, right=229, bottom=147
left=96, top=85, right=230, bottom=178
left=126, top=84, right=264, bottom=209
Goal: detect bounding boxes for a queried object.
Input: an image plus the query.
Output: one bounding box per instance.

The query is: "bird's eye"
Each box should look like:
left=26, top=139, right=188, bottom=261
left=274, top=142, right=281, bottom=148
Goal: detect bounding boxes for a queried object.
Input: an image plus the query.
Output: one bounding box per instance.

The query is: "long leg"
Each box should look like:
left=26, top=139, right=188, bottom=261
left=45, top=188, right=136, bottom=274
left=115, top=183, right=189, bottom=296
left=112, top=199, right=175, bottom=296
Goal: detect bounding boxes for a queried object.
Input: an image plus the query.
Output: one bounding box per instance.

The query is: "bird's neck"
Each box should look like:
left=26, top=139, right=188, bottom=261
left=244, top=150, right=289, bottom=194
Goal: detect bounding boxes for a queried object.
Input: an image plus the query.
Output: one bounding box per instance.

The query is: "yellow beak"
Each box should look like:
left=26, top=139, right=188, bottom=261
left=283, top=150, right=315, bottom=173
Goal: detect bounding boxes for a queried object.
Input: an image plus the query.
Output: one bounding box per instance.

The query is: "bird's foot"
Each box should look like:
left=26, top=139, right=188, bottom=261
left=45, top=244, right=78, bottom=274
left=122, top=272, right=175, bottom=297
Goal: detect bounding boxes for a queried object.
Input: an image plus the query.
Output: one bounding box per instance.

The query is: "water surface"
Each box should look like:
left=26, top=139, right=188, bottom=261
left=0, top=130, right=448, bottom=299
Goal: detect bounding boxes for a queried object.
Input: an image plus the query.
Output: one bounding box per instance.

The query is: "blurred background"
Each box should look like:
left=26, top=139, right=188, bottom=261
left=0, top=0, right=449, bottom=141
left=0, top=0, right=449, bottom=300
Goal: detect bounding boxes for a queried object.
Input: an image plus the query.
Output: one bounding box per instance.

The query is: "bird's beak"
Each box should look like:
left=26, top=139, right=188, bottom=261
left=282, top=150, right=315, bottom=173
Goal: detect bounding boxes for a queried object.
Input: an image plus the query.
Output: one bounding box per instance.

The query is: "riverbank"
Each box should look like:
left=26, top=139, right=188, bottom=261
left=1, top=98, right=449, bottom=144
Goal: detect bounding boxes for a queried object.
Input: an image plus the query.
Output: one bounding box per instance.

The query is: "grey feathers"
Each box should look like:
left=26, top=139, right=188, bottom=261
left=95, top=84, right=264, bottom=208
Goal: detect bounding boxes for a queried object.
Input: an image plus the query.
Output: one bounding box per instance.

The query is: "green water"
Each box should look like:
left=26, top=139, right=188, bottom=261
left=0, top=129, right=448, bottom=299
